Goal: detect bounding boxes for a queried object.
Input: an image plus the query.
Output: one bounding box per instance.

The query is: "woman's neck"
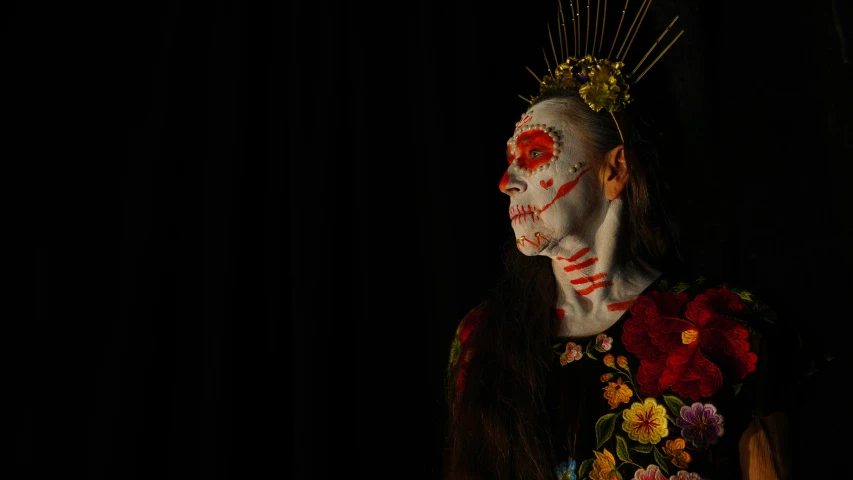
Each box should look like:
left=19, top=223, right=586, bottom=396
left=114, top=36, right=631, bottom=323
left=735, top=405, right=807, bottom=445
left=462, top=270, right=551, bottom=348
left=545, top=198, right=660, bottom=338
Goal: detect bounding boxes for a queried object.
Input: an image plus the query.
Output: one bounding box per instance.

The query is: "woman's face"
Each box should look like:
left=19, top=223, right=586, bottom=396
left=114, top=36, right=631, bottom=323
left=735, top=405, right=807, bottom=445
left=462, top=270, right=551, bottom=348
left=499, top=100, right=606, bottom=255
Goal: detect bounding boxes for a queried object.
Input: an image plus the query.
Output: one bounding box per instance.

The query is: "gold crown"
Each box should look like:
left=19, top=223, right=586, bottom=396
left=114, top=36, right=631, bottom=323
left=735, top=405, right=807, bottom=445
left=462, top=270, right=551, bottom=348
left=520, top=0, right=683, bottom=113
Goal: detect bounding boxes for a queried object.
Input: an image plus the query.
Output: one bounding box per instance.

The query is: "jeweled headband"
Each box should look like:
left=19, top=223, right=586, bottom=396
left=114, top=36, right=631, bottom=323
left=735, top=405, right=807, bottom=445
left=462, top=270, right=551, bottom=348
left=519, top=0, right=682, bottom=140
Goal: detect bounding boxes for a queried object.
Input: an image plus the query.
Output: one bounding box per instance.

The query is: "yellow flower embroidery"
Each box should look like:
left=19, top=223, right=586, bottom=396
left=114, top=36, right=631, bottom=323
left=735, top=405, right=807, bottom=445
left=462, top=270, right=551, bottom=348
left=603, top=354, right=616, bottom=367
left=662, top=438, right=692, bottom=469
left=602, top=377, right=633, bottom=409
left=600, top=373, right=614, bottom=382
left=616, top=356, right=629, bottom=369
left=622, top=397, right=670, bottom=444
left=589, top=449, right=619, bottom=480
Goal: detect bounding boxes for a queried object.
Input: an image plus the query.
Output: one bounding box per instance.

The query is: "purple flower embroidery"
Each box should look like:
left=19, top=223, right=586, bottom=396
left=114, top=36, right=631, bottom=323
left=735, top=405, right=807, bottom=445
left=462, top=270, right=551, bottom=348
left=676, top=402, right=724, bottom=449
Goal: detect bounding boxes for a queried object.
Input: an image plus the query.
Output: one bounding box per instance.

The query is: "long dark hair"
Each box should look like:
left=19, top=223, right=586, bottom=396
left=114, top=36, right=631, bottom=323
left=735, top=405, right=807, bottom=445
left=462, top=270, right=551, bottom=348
left=443, top=91, right=682, bottom=480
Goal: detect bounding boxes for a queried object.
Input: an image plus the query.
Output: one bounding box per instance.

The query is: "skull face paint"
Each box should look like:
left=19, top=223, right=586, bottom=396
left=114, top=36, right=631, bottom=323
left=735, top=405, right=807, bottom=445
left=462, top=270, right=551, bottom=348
left=500, top=100, right=607, bottom=256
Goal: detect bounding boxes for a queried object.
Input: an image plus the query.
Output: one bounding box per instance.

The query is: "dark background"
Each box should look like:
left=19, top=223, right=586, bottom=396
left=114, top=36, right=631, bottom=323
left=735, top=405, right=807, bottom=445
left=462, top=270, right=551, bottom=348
left=24, top=0, right=851, bottom=478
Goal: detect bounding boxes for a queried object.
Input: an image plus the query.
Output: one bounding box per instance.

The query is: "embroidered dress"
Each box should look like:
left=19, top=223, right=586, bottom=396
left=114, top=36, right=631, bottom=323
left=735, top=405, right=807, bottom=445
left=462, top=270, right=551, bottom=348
left=448, top=275, right=786, bottom=480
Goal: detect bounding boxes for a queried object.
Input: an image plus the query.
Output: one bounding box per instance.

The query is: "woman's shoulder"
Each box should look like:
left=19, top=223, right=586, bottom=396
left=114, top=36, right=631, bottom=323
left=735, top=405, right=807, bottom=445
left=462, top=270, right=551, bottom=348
left=623, top=272, right=802, bottom=415
left=642, top=273, right=778, bottom=328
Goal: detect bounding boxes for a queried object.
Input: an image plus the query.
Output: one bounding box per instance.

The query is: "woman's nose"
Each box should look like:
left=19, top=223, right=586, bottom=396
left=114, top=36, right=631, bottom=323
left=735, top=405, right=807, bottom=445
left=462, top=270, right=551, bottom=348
left=498, top=165, right=527, bottom=196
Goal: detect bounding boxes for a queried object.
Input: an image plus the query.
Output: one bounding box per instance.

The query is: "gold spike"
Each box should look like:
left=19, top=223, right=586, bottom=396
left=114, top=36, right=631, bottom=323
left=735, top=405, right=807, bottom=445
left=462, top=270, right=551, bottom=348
left=547, top=24, right=560, bottom=68
left=518, top=94, right=534, bottom=103
left=543, top=48, right=554, bottom=77
left=526, top=65, right=543, bottom=84
left=570, top=0, right=578, bottom=57
left=619, top=0, right=652, bottom=62
left=632, top=29, right=683, bottom=83
left=577, top=12, right=582, bottom=57
left=585, top=0, right=590, bottom=56
left=629, top=16, right=678, bottom=77
left=557, top=5, right=564, bottom=61
left=577, top=13, right=582, bottom=56
left=608, top=0, right=629, bottom=59
left=559, top=1, right=570, bottom=60
left=599, top=0, right=607, bottom=56
left=592, top=0, right=600, bottom=55
left=616, top=0, right=648, bottom=60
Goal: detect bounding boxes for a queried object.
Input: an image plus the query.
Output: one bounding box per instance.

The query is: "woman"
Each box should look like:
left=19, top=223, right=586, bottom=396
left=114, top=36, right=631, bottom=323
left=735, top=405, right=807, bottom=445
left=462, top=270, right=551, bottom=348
left=443, top=68, right=797, bottom=479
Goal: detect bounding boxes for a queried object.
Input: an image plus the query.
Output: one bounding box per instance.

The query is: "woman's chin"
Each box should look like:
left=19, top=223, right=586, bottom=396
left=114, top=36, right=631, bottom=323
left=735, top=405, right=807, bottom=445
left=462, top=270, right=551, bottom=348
left=513, top=230, right=549, bottom=256
left=517, top=244, right=546, bottom=256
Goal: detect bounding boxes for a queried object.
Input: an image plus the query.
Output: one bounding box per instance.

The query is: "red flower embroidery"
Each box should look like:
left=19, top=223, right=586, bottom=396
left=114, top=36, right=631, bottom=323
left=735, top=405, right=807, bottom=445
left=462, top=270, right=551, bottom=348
left=621, top=288, right=758, bottom=400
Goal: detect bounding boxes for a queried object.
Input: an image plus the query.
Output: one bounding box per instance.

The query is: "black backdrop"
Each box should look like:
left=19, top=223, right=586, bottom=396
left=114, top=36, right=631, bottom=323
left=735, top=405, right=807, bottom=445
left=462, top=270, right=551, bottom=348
left=24, top=0, right=851, bottom=478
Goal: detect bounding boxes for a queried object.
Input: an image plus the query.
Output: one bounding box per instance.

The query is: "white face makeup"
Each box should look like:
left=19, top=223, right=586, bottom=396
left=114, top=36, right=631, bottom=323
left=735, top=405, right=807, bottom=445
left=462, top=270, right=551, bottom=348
left=499, top=100, right=607, bottom=256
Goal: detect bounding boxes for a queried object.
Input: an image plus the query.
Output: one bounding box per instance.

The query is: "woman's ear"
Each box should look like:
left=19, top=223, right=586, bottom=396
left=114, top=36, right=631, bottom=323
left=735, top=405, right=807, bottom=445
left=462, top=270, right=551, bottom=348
left=602, top=145, right=628, bottom=200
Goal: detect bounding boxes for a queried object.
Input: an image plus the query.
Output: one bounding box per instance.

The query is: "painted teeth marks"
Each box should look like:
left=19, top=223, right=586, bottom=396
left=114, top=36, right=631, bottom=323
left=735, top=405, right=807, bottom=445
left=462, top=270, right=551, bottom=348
left=509, top=204, right=541, bottom=225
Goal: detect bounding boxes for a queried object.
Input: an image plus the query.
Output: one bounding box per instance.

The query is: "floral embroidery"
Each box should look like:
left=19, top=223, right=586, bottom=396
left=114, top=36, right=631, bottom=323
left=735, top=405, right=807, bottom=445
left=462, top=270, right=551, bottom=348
left=536, top=278, right=767, bottom=479
left=589, top=449, right=619, bottom=480
left=668, top=471, right=706, bottom=480
left=560, top=342, right=584, bottom=365
left=631, top=464, right=667, bottom=480
left=602, top=377, right=633, bottom=409
left=661, top=438, right=692, bottom=469
left=622, top=398, right=669, bottom=444
left=621, top=288, right=758, bottom=400
left=686, top=288, right=758, bottom=379
left=555, top=459, right=577, bottom=480
left=449, top=307, right=484, bottom=398
left=595, top=333, right=613, bottom=351
left=676, top=402, right=724, bottom=449
left=449, top=307, right=483, bottom=367
left=555, top=332, right=616, bottom=365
